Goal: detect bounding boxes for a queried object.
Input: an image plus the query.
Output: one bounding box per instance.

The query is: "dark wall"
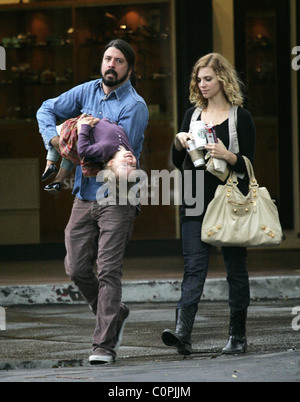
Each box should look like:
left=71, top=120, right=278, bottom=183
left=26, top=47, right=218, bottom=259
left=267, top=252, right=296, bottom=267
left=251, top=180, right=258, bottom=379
left=175, top=0, right=213, bottom=129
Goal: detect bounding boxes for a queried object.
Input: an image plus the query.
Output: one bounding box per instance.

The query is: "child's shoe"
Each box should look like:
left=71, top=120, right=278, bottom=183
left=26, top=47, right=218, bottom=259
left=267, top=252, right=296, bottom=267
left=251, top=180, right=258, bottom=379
left=42, top=164, right=57, bottom=181
left=44, top=182, right=61, bottom=194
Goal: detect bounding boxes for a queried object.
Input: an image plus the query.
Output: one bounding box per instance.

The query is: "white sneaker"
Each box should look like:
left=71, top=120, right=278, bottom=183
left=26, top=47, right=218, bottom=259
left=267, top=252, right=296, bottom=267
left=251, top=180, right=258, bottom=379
left=89, top=348, right=115, bottom=365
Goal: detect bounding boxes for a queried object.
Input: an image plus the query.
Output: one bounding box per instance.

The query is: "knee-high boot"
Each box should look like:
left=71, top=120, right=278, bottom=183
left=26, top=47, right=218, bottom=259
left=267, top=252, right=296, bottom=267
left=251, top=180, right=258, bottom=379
left=222, top=308, right=247, bottom=354
left=162, top=305, right=198, bottom=355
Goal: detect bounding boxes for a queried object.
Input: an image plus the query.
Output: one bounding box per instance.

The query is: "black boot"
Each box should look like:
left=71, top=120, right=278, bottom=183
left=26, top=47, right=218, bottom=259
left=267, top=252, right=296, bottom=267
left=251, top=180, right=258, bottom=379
left=162, top=305, right=198, bottom=355
left=222, top=308, right=247, bottom=354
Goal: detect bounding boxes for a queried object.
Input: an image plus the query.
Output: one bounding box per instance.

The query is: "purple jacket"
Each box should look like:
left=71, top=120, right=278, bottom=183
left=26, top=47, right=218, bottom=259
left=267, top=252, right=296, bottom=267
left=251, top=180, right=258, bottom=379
left=77, top=118, right=134, bottom=162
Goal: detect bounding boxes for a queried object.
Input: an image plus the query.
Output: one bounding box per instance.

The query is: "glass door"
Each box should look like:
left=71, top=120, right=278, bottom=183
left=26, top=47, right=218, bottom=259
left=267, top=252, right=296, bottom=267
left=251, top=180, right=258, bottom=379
left=234, top=0, right=293, bottom=229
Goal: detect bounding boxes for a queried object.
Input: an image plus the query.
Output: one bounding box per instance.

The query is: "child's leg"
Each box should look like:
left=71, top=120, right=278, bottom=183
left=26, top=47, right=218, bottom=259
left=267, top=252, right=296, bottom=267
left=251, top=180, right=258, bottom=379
left=53, top=158, right=74, bottom=183
left=44, top=158, right=74, bottom=194
left=42, top=148, right=60, bottom=181
left=44, top=148, right=60, bottom=171
left=50, top=167, right=70, bottom=184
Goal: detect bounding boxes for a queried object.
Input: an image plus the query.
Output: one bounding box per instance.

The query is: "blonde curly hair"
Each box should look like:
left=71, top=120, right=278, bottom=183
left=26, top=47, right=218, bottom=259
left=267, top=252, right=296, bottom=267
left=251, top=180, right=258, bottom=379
left=189, top=53, right=244, bottom=108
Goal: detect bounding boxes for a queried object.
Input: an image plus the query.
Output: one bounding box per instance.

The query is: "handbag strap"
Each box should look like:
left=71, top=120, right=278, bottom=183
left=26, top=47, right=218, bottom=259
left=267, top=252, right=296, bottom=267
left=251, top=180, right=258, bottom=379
left=190, top=107, right=202, bottom=124
left=228, top=105, right=239, bottom=154
left=243, top=156, right=258, bottom=187
left=228, top=105, right=246, bottom=180
left=227, top=156, right=258, bottom=189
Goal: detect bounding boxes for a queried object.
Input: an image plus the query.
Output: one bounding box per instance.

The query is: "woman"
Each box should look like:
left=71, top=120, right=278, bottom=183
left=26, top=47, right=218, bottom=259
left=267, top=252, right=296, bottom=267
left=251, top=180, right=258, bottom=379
left=162, top=53, right=256, bottom=355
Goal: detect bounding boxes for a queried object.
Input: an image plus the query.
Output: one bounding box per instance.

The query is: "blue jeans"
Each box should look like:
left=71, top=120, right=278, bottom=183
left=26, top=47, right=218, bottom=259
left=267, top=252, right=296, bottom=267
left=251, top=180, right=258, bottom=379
left=46, top=147, right=73, bottom=172
left=179, top=220, right=250, bottom=311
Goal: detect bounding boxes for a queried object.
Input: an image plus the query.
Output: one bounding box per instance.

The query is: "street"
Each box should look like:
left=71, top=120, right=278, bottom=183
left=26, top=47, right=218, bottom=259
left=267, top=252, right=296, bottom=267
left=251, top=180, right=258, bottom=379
left=0, top=299, right=299, bottom=382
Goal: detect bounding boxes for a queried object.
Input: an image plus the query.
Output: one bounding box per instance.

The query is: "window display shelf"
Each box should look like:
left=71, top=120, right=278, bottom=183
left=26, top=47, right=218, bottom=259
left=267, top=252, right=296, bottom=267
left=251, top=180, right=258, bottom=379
left=0, top=0, right=177, bottom=243
left=0, top=0, right=173, bottom=119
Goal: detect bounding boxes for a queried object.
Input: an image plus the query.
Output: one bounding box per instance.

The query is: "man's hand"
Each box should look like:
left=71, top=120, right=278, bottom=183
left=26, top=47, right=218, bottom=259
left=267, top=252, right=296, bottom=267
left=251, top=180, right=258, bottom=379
left=77, top=114, right=99, bottom=134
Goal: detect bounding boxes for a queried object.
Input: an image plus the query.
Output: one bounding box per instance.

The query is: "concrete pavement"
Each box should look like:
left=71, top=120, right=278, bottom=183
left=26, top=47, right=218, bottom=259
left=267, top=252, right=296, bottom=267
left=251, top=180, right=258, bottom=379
left=1, top=275, right=300, bottom=306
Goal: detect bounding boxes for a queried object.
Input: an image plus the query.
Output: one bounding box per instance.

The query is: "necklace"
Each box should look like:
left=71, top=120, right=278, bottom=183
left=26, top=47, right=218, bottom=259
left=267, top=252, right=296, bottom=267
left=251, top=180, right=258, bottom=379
left=203, top=104, right=229, bottom=126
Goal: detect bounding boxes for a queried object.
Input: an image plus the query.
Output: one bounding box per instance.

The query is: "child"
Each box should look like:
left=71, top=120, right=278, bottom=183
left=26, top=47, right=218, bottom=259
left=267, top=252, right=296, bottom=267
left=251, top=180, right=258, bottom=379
left=42, top=115, right=137, bottom=194
left=41, top=121, right=73, bottom=184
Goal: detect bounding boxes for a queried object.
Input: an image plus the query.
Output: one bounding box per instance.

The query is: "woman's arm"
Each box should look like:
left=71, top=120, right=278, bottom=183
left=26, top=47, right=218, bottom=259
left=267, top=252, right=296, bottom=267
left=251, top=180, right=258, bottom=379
left=234, top=108, right=256, bottom=172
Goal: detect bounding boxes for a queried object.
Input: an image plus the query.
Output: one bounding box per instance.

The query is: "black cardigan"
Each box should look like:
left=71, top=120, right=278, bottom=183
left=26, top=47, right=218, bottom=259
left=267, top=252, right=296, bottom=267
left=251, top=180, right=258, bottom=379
left=172, top=106, right=256, bottom=221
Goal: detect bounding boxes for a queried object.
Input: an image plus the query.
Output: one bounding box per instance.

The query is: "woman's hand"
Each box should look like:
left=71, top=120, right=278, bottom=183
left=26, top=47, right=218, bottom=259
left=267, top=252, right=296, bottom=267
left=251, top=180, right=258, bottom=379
left=77, top=114, right=99, bottom=133
left=205, top=138, right=227, bottom=158
left=205, top=138, right=237, bottom=166
left=174, top=132, right=193, bottom=151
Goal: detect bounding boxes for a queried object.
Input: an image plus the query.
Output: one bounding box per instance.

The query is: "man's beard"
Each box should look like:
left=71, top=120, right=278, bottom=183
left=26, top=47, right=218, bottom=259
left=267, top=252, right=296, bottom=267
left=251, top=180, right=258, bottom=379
left=102, top=68, right=130, bottom=87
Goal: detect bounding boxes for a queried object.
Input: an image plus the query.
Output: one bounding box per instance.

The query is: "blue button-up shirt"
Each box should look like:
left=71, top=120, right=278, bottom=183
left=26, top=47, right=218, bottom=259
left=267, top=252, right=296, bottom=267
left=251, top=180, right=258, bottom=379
left=36, top=79, right=149, bottom=200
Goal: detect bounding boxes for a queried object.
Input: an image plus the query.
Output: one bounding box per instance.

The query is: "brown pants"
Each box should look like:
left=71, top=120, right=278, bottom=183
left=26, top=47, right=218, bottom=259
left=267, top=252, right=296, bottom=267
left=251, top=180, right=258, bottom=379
left=64, top=197, right=136, bottom=352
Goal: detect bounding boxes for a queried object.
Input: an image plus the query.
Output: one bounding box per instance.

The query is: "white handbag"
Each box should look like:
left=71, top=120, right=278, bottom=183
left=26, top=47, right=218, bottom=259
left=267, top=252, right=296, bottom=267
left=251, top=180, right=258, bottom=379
left=201, top=156, right=283, bottom=247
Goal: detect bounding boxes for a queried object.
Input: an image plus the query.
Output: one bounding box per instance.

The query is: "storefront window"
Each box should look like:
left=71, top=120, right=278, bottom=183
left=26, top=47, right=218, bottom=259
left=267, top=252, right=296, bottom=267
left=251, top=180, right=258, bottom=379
left=0, top=0, right=177, bottom=244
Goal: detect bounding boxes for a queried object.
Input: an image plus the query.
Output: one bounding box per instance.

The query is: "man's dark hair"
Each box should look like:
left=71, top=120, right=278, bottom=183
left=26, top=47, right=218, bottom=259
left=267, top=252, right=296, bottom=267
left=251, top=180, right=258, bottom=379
left=101, top=39, right=137, bottom=89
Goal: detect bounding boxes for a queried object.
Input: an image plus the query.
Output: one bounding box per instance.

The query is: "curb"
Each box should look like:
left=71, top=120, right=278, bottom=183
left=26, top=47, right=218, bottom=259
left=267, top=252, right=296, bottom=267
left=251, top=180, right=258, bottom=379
left=0, top=276, right=300, bottom=306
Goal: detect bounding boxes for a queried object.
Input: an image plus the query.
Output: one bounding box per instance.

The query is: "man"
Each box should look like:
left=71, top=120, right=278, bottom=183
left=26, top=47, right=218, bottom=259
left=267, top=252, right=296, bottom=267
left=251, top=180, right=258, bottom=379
left=37, top=39, right=149, bottom=364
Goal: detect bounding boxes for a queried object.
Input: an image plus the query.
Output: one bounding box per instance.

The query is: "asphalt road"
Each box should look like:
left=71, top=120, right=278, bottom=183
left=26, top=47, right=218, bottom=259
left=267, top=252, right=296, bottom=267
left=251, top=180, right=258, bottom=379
left=0, top=299, right=299, bottom=383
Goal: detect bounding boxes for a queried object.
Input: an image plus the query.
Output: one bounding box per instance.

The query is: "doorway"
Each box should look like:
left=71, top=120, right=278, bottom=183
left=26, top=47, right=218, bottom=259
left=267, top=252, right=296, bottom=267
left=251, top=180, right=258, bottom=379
left=234, top=0, right=293, bottom=229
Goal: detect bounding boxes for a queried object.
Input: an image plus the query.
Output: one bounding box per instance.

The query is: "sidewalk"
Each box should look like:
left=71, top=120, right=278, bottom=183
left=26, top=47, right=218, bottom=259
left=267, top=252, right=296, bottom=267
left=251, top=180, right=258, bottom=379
left=1, top=249, right=300, bottom=305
